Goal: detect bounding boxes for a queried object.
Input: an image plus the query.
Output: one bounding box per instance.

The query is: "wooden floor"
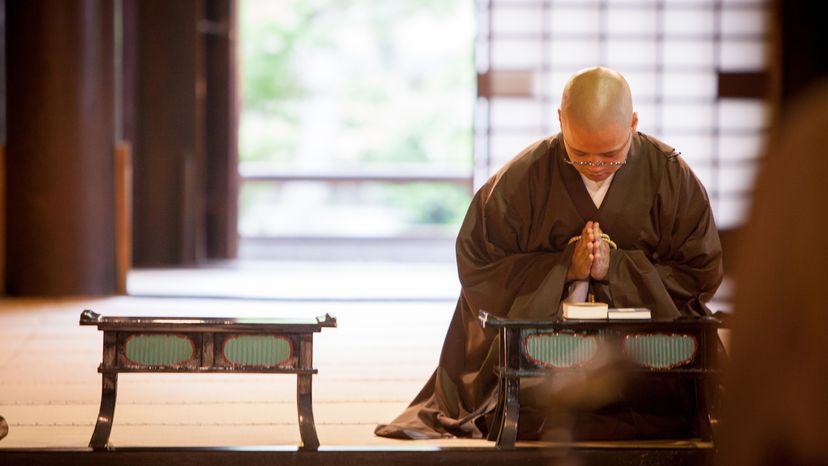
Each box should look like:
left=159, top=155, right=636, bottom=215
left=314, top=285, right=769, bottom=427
left=0, top=263, right=720, bottom=464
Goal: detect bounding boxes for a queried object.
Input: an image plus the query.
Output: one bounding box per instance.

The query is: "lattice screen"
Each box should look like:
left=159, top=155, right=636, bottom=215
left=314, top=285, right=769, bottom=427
left=474, top=0, right=770, bottom=229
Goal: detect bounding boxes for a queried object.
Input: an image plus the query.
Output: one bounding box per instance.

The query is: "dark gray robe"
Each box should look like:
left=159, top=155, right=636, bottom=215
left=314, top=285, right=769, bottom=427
left=376, top=131, right=723, bottom=439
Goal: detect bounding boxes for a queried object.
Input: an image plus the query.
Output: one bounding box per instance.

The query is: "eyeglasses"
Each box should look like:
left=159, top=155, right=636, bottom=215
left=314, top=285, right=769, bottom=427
left=562, top=132, right=631, bottom=167
left=564, top=158, right=627, bottom=167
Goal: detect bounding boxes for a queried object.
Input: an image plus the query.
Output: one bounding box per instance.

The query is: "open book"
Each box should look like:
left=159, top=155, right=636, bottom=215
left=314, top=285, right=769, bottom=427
left=562, top=303, right=652, bottom=320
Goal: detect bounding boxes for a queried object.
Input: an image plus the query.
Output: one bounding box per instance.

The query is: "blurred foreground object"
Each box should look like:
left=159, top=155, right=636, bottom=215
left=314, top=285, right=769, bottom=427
left=720, top=80, right=828, bottom=466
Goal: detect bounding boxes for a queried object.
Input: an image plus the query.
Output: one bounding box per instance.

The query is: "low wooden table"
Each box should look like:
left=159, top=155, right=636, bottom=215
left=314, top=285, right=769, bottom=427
left=478, top=310, right=725, bottom=449
left=80, top=309, right=336, bottom=450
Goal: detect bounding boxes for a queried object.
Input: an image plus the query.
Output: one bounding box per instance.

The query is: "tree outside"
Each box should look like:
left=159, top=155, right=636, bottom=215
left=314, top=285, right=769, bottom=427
left=238, top=0, right=475, bottom=238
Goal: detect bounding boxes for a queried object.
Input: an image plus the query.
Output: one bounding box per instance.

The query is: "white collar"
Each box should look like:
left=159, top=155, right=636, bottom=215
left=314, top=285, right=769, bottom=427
left=579, top=173, right=615, bottom=208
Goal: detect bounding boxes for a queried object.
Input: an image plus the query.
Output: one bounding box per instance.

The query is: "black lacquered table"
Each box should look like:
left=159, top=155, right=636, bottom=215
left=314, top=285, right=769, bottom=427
left=80, top=310, right=336, bottom=450
left=478, top=310, right=726, bottom=449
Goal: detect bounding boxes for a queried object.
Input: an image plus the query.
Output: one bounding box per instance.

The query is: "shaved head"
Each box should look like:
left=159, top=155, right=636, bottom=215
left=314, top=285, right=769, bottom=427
left=557, top=67, right=638, bottom=181
left=559, top=67, right=635, bottom=134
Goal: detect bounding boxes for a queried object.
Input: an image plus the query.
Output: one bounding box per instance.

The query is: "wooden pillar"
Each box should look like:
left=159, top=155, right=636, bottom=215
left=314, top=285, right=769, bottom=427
left=0, top=0, right=6, bottom=295
left=204, top=0, right=239, bottom=260
left=5, top=0, right=116, bottom=295
left=132, top=0, right=206, bottom=266
left=0, top=145, right=5, bottom=295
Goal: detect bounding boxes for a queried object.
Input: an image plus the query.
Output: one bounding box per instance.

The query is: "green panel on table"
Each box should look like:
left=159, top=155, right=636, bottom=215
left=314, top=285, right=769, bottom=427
left=125, top=334, right=195, bottom=366
left=624, top=334, right=697, bottom=369
left=224, top=335, right=292, bottom=367
left=523, top=332, right=599, bottom=368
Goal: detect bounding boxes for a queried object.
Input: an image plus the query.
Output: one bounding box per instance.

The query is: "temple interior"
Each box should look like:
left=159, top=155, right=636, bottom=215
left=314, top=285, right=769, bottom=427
left=1, top=1, right=826, bottom=465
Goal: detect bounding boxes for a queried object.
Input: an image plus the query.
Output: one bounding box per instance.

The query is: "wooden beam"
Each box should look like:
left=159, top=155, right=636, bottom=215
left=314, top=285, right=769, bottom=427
left=477, top=70, right=535, bottom=98
left=0, top=446, right=714, bottom=466
left=717, top=72, right=770, bottom=99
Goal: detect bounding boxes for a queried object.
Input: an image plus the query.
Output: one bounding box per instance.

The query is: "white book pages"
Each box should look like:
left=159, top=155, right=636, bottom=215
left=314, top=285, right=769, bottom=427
left=607, top=308, right=652, bottom=319
left=563, top=302, right=608, bottom=320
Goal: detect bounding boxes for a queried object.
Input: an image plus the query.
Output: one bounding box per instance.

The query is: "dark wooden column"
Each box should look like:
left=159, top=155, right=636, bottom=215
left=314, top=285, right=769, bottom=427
left=5, top=0, right=116, bottom=295
left=133, top=0, right=206, bottom=266
left=0, top=0, right=6, bottom=294
left=130, top=0, right=239, bottom=266
left=204, top=0, right=239, bottom=260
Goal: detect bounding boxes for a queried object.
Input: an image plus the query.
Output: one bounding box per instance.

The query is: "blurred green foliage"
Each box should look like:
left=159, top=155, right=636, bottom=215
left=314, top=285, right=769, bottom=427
left=238, top=0, right=474, bottom=233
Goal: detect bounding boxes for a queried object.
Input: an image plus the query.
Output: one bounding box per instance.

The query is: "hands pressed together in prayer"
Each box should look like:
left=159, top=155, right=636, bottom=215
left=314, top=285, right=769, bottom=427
left=566, top=221, right=610, bottom=282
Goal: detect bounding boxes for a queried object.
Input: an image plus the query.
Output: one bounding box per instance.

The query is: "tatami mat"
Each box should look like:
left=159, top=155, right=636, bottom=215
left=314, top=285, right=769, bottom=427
left=0, top=296, right=465, bottom=448
left=0, top=263, right=729, bottom=452
left=127, top=261, right=461, bottom=301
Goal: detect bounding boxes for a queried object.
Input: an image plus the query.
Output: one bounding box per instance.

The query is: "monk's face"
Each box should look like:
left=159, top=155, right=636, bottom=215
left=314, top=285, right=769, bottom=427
left=560, top=116, right=636, bottom=182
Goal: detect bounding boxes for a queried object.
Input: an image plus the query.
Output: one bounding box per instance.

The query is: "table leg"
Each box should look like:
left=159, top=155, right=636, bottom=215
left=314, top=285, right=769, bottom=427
left=89, top=372, right=118, bottom=450
left=296, top=334, right=319, bottom=451
left=496, top=328, right=520, bottom=449
left=696, top=378, right=714, bottom=442
left=296, top=373, right=320, bottom=450
left=487, top=377, right=506, bottom=442
left=496, top=376, right=519, bottom=449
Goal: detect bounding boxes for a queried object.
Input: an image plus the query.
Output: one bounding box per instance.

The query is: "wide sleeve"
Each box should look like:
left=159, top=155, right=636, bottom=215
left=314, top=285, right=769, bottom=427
left=455, top=173, right=573, bottom=320
left=602, top=157, right=723, bottom=317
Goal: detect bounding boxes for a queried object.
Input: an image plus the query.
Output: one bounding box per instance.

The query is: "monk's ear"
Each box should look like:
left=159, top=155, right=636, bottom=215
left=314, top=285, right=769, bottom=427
left=630, top=111, right=639, bottom=132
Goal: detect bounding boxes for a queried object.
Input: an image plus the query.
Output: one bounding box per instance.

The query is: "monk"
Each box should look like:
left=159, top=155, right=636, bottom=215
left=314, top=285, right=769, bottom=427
left=376, top=67, right=723, bottom=440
